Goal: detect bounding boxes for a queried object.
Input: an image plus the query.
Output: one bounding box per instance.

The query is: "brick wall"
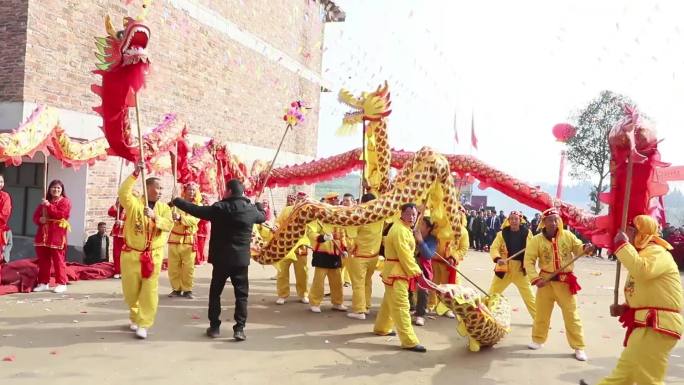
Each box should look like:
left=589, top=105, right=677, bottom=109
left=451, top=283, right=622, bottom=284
left=22, top=0, right=324, bottom=157
left=0, top=0, right=28, bottom=102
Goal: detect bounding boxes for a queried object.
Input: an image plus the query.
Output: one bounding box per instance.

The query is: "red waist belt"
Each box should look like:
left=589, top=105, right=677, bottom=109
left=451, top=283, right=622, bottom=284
left=123, top=243, right=160, bottom=279
left=541, top=270, right=581, bottom=295
left=619, top=306, right=680, bottom=346
left=355, top=253, right=379, bottom=259
left=385, top=258, right=420, bottom=292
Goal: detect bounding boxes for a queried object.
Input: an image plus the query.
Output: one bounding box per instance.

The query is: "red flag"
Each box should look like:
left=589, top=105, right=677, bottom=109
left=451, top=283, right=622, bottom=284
left=453, top=110, right=459, bottom=144
left=470, top=111, right=478, bottom=150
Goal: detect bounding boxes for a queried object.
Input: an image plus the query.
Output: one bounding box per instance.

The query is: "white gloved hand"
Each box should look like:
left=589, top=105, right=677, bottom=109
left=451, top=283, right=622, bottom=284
left=323, top=233, right=333, bottom=242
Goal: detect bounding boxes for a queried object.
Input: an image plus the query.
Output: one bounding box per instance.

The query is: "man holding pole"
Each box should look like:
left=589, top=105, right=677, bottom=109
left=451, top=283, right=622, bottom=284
left=584, top=215, right=682, bottom=385
left=274, top=192, right=310, bottom=305
left=524, top=208, right=595, bottom=361
left=489, top=211, right=536, bottom=321
left=119, top=164, right=173, bottom=339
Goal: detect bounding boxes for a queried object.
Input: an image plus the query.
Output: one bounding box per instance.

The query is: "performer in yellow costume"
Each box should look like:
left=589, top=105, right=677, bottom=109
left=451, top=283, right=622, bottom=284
left=347, top=193, right=384, bottom=320
left=339, top=193, right=355, bottom=286
left=428, top=207, right=468, bottom=318
left=524, top=208, right=594, bottom=361
left=489, top=211, right=536, bottom=321
left=585, top=215, right=683, bottom=385
left=373, top=203, right=426, bottom=352
left=167, top=182, right=200, bottom=299
left=275, top=192, right=310, bottom=305
left=119, top=164, right=173, bottom=339
left=307, top=194, right=349, bottom=313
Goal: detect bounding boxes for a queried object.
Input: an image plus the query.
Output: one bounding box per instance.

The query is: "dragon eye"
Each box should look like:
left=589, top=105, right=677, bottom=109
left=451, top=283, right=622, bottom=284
left=116, top=31, right=124, bottom=39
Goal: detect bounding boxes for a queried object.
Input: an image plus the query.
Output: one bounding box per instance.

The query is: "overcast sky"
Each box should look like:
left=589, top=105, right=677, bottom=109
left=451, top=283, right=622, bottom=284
left=317, top=0, right=684, bottom=191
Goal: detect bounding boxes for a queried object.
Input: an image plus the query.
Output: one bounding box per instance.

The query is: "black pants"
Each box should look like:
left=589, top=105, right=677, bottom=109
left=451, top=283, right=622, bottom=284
left=208, top=265, right=249, bottom=331
left=409, top=288, right=429, bottom=317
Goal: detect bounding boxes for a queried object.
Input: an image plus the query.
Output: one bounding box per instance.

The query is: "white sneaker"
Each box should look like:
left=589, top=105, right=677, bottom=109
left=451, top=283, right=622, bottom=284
left=575, top=349, right=588, bottom=361
left=300, top=296, right=310, bottom=304
left=33, top=284, right=51, bottom=292
left=347, top=312, right=366, bottom=320
left=113, top=274, right=121, bottom=279
left=310, top=306, right=321, bottom=313
left=52, top=284, right=67, bottom=294
left=414, top=316, right=425, bottom=326
left=275, top=297, right=286, bottom=305
left=129, top=322, right=139, bottom=331
left=135, top=327, right=148, bottom=339
left=332, top=304, right=348, bottom=311
left=445, top=310, right=456, bottom=319
left=527, top=342, right=543, bottom=350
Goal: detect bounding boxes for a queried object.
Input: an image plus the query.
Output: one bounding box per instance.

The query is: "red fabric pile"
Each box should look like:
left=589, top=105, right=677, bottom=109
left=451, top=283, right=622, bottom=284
left=0, top=259, right=116, bottom=295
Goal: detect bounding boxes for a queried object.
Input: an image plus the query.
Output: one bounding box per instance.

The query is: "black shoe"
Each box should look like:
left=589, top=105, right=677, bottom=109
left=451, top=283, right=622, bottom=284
left=206, top=326, right=220, bottom=338
left=579, top=381, right=589, bottom=385
left=183, top=291, right=195, bottom=299
left=233, top=329, right=246, bottom=341
left=168, top=290, right=182, bottom=298
left=404, top=344, right=427, bottom=353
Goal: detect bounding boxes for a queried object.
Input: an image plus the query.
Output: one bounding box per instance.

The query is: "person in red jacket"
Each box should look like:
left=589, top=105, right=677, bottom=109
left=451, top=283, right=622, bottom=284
left=195, top=193, right=211, bottom=265
left=33, top=179, right=72, bottom=294
left=0, top=173, right=12, bottom=282
left=108, top=199, right=125, bottom=278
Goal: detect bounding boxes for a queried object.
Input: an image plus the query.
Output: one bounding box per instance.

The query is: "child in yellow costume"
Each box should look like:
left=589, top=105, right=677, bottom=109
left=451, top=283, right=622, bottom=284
left=167, top=182, right=200, bottom=299
left=347, top=193, right=384, bottom=320
left=118, top=166, right=173, bottom=339
left=373, top=203, right=427, bottom=352
left=489, top=211, right=536, bottom=321
left=275, top=192, right=310, bottom=305
left=584, top=215, right=682, bottom=385
left=307, top=215, right=349, bottom=313
left=524, top=208, right=594, bottom=361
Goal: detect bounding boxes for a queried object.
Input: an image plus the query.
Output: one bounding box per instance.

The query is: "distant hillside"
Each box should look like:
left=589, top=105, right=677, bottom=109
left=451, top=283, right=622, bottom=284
left=314, top=173, right=362, bottom=200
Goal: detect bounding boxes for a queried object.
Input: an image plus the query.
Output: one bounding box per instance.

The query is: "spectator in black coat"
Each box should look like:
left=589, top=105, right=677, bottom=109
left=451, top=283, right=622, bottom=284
left=83, top=222, right=109, bottom=265
left=172, top=179, right=266, bottom=342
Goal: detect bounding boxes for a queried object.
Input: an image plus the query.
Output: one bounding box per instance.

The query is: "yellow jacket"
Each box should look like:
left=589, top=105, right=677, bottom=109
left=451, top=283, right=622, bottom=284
left=351, top=220, right=384, bottom=257
left=118, top=175, right=173, bottom=251
left=491, top=228, right=533, bottom=261
left=524, top=229, right=585, bottom=284
left=381, top=220, right=421, bottom=285
left=168, top=210, right=199, bottom=245
left=453, top=226, right=469, bottom=261
left=615, top=242, right=683, bottom=340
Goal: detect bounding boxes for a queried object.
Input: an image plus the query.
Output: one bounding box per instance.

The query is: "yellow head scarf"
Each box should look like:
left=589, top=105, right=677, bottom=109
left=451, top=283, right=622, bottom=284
left=632, top=215, right=672, bottom=250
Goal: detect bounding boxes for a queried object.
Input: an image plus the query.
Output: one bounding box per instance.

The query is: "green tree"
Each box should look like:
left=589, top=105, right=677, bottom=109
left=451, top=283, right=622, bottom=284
left=566, top=90, right=635, bottom=215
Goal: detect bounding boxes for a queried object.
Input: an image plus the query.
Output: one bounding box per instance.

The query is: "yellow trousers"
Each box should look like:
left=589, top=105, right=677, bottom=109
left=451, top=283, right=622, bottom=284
left=309, top=267, right=343, bottom=306
left=276, top=254, right=309, bottom=298
left=488, top=260, right=537, bottom=320
left=373, top=280, right=420, bottom=348
left=596, top=327, right=678, bottom=385
left=428, top=261, right=456, bottom=310
left=167, top=244, right=196, bottom=292
left=532, top=281, right=585, bottom=349
left=121, top=248, right=163, bottom=328
left=341, top=257, right=351, bottom=284
left=349, top=256, right=378, bottom=313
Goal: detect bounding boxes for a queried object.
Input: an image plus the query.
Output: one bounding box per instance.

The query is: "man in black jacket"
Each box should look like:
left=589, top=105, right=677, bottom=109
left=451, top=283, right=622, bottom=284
left=172, top=179, right=266, bottom=341
left=83, top=222, right=109, bottom=265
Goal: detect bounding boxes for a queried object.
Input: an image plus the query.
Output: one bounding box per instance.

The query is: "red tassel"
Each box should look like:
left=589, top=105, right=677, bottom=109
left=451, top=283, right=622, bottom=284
left=140, top=249, right=154, bottom=279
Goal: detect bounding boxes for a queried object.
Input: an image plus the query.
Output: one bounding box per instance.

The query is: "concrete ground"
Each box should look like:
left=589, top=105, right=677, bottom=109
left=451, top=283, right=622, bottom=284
left=1, top=251, right=682, bottom=385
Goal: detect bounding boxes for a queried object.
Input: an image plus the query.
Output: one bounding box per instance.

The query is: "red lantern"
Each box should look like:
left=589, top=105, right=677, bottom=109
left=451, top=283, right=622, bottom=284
left=552, top=123, right=576, bottom=143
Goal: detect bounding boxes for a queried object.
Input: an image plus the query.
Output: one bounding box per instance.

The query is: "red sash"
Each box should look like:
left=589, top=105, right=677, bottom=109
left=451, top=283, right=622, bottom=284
left=619, top=306, right=680, bottom=346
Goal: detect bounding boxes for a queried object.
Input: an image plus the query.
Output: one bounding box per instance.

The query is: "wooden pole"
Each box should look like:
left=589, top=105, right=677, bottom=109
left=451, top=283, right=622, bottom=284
left=42, top=152, right=48, bottom=219
left=134, top=93, right=148, bottom=204
left=256, top=124, right=291, bottom=200
left=434, top=251, right=489, bottom=297
left=543, top=253, right=584, bottom=282
left=614, top=154, right=635, bottom=306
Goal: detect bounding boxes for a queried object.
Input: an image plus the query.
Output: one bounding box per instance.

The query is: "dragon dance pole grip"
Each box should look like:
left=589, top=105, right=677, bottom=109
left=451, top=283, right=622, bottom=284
left=256, top=124, right=291, bottom=200
left=614, top=154, right=635, bottom=306
left=42, top=152, right=48, bottom=220
left=116, top=157, right=124, bottom=219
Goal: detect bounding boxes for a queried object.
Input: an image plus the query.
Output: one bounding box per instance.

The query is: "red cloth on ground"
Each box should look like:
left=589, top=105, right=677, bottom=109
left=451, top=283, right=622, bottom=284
left=0, top=259, right=115, bottom=295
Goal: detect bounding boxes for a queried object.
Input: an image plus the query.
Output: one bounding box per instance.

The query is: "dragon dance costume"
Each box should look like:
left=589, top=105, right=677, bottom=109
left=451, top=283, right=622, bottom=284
left=167, top=184, right=200, bottom=296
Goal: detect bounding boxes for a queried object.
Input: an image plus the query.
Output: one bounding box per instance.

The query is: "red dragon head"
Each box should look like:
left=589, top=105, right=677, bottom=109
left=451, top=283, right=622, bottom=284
left=95, top=15, right=150, bottom=71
